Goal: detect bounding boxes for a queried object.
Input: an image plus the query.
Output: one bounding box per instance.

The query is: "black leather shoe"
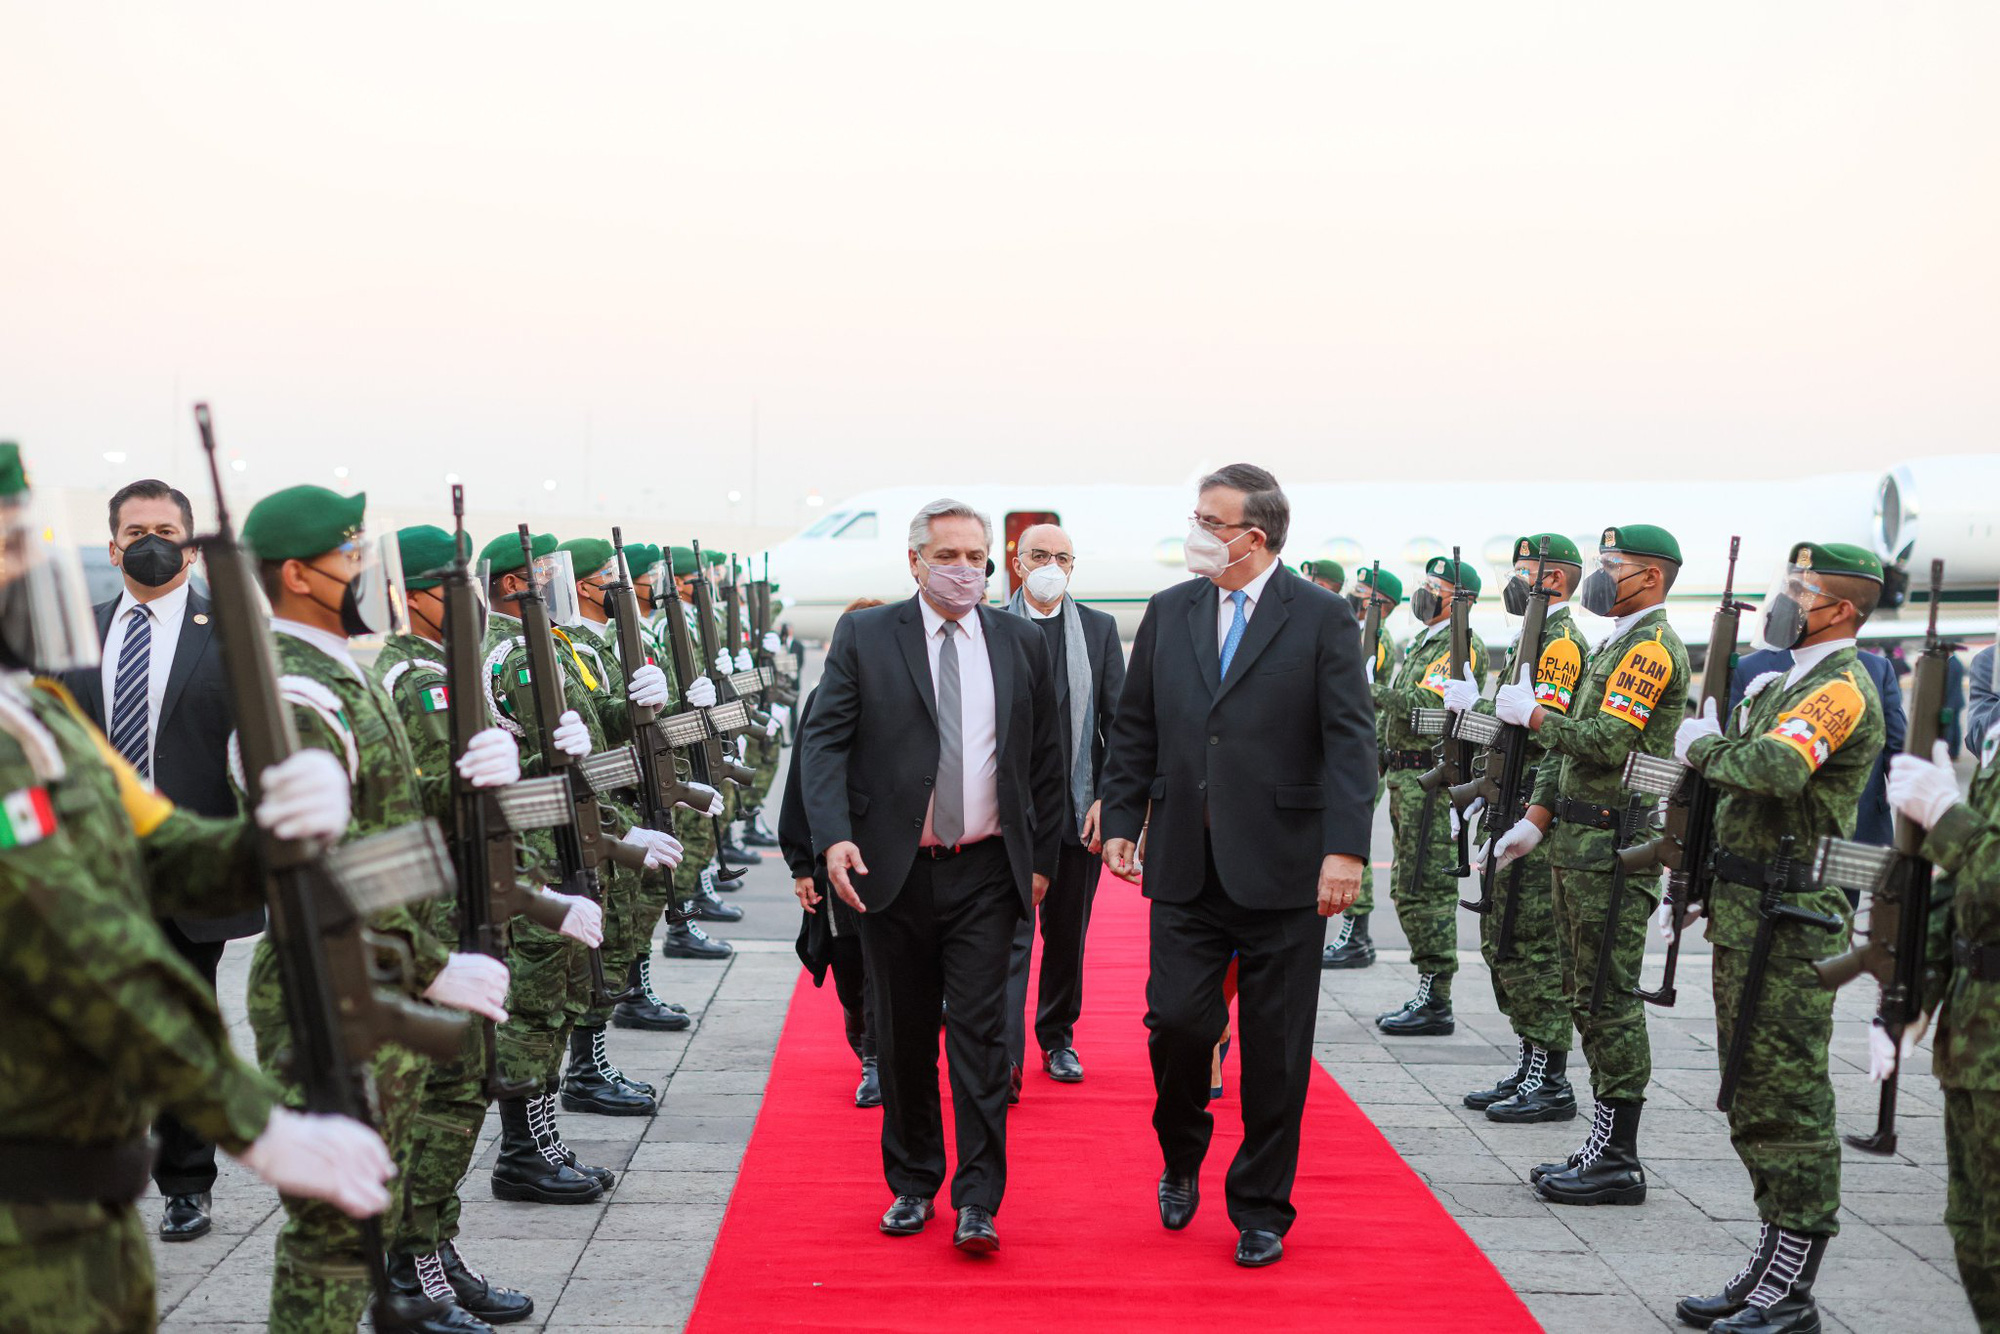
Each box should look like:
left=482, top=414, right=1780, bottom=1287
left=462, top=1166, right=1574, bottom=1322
left=1376, top=975, right=1454, bottom=1036
left=1158, top=1171, right=1199, bottom=1230
left=1537, top=1099, right=1646, bottom=1206
left=953, top=1205, right=999, bottom=1254
left=1678, top=1224, right=1780, bottom=1329
left=1486, top=1047, right=1577, bottom=1124
left=879, top=1195, right=934, bottom=1236
left=560, top=1026, right=658, bottom=1117
left=1043, top=1047, right=1083, bottom=1083
left=612, top=959, right=693, bottom=1031
left=1707, top=1229, right=1828, bottom=1334
left=159, top=1191, right=212, bottom=1242
left=854, top=1059, right=882, bottom=1108
left=662, top=920, right=733, bottom=960
left=439, top=1242, right=534, bottom=1324
left=1007, top=1063, right=1023, bottom=1105
left=694, top=884, right=745, bottom=922
left=1235, top=1229, right=1284, bottom=1267
left=1321, top=911, right=1376, bottom=969
left=1464, top=1040, right=1530, bottom=1110
left=378, top=1290, right=492, bottom=1333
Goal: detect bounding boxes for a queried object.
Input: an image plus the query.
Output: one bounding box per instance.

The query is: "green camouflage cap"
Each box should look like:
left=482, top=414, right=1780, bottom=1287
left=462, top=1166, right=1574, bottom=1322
left=478, top=529, right=556, bottom=576
left=1514, top=532, right=1583, bottom=567
left=1790, top=540, right=1883, bottom=585
left=1599, top=523, right=1681, bottom=564
left=557, top=536, right=617, bottom=579
left=396, top=524, right=464, bottom=591
left=0, top=442, right=26, bottom=499
left=242, top=485, right=366, bottom=562
left=1424, top=554, right=1481, bottom=596
left=667, top=545, right=699, bottom=577
left=1301, top=559, right=1345, bottom=585
left=1357, top=565, right=1403, bottom=603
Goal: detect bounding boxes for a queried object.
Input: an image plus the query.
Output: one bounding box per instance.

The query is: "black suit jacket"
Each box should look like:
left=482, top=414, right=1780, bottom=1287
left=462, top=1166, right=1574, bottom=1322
left=798, top=596, right=1065, bottom=915
left=1006, top=599, right=1126, bottom=845
left=1729, top=646, right=1905, bottom=848
left=70, top=588, right=262, bottom=943
left=1099, top=563, right=1377, bottom=910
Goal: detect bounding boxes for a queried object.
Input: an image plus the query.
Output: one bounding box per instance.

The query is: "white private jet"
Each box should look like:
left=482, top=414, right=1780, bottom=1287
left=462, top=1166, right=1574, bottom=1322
left=757, top=456, right=2000, bottom=655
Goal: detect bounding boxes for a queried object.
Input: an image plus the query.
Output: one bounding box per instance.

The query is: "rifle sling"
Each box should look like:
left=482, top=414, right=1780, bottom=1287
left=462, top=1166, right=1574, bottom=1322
left=1712, top=848, right=1815, bottom=896
left=0, top=1135, right=152, bottom=1203
left=1954, top=937, right=2000, bottom=982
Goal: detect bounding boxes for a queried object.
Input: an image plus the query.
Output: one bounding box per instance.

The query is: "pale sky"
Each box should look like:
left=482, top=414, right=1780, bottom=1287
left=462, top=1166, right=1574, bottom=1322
left=4, top=2, right=1996, bottom=536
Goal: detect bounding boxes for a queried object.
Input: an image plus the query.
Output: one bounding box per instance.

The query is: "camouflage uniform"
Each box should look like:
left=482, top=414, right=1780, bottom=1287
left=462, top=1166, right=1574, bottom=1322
left=1349, top=622, right=1403, bottom=919
left=246, top=631, right=451, bottom=1334
left=1528, top=607, right=1688, bottom=1103
left=0, top=679, right=276, bottom=1334
left=1688, top=647, right=1883, bottom=1235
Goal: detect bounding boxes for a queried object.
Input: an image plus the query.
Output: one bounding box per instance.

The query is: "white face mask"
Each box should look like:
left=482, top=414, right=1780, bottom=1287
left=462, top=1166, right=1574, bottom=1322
left=1183, top=524, right=1256, bottom=579
left=1023, top=563, right=1069, bottom=602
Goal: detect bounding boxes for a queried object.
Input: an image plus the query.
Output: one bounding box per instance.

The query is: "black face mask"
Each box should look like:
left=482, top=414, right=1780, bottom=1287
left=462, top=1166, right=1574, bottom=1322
left=303, top=563, right=380, bottom=638
left=1762, top=593, right=1833, bottom=652
left=1410, top=587, right=1445, bottom=623
left=119, top=533, right=185, bottom=589
left=1501, top=576, right=1531, bottom=617
left=1579, top=567, right=1642, bottom=617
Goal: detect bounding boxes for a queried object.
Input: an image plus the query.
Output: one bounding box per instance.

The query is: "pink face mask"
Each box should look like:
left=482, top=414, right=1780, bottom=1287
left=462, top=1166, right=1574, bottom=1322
left=919, top=558, right=988, bottom=614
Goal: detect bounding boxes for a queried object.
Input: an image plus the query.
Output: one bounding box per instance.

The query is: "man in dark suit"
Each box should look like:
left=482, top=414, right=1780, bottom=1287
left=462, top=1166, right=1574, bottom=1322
left=799, top=499, right=1063, bottom=1253
left=67, top=478, right=258, bottom=1243
left=1730, top=644, right=1905, bottom=848
left=999, top=522, right=1125, bottom=1090
left=1099, top=463, right=1376, bottom=1269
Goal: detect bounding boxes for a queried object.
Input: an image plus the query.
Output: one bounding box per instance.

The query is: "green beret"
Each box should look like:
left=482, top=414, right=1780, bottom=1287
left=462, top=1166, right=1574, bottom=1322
left=396, top=524, right=464, bottom=591
left=479, top=529, right=556, bottom=576
left=1513, top=532, right=1583, bottom=567
left=1301, top=559, right=1345, bottom=585
left=1600, top=524, right=1681, bottom=564
left=667, top=545, right=698, bottom=577
left=703, top=549, right=728, bottom=568
left=1357, top=566, right=1402, bottom=603
left=621, top=542, right=661, bottom=577
left=1791, top=541, right=1883, bottom=585
left=0, top=443, right=25, bottom=499
left=243, top=485, right=367, bottom=562
left=1424, top=555, right=1481, bottom=596
left=557, top=537, right=616, bottom=580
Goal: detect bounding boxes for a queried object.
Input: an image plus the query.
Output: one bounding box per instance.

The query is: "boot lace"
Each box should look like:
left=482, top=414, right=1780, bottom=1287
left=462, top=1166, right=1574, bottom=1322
left=443, top=1241, right=487, bottom=1286
left=527, top=1095, right=569, bottom=1168
left=1726, top=1222, right=1773, bottom=1295
left=414, top=1251, right=456, bottom=1304
left=1574, top=1100, right=1614, bottom=1170
left=591, top=1026, right=637, bottom=1087
left=1329, top=916, right=1354, bottom=950
left=637, top=956, right=668, bottom=1007
left=1514, top=1044, right=1547, bottom=1096
left=1743, top=1228, right=1811, bottom=1309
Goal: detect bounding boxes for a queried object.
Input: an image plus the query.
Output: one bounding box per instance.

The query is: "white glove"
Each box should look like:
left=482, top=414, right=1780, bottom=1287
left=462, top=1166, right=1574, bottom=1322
left=1441, top=678, right=1478, bottom=714
left=771, top=703, right=792, bottom=733
left=1448, top=804, right=1463, bottom=837
left=735, top=734, right=750, bottom=761
left=1675, top=698, right=1721, bottom=762
left=631, top=826, right=685, bottom=870
left=734, top=648, right=754, bottom=672
left=1491, top=817, right=1543, bottom=870
left=685, top=675, right=718, bottom=708
left=714, top=649, right=734, bottom=675
left=764, top=715, right=781, bottom=739
left=679, top=789, right=725, bottom=817
left=551, top=710, right=592, bottom=758
left=1888, top=740, right=1961, bottom=829
left=1654, top=897, right=1704, bottom=938
left=422, top=952, right=510, bottom=1023
left=1494, top=681, right=1539, bottom=728
left=762, top=632, right=782, bottom=653
left=455, top=727, right=521, bottom=789
left=545, top=889, right=604, bottom=947
left=256, top=750, right=352, bottom=842
left=628, top=662, right=671, bottom=709
left=1866, top=1011, right=1929, bottom=1083
left=236, top=1107, right=395, bottom=1219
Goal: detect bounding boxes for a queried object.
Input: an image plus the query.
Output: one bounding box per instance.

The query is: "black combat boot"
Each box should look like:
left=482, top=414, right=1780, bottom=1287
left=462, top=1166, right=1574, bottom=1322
left=560, top=1025, right=657, bottom=1116
left=613, top=958, right=693, bottom=1032
left=489, top=1097, right=603, bottom=1205
left=588, top=1024, right=655, bottom=1098
left=1376, top=973, right=1454, bottom=1036
left=1321, top=912, right=1376, bottom=969
left=694, top=866, right=745, bottom=923
left=855, top=1058, right=882, bottom=1108
left=719, top=824, right=762, bottom=864
left=663, top=913, right=733, bottom=960
left=1708, top=1230, right=1827, bottom=1334
left=436, top=1241, right=535, bottom=1325
left=1677, top=1223, right=1779, bottom=1329
left=1529, top=1096, right=1605, bottom=1184
left=742, top=806, right=780, bottom=847
left=383, top=1251, right=495, bottom=1332
left=1536, top=1098, right=1645, bottom=1206
left=1464, top=1038, right=1530, bottom=1110
left=536, top=1094, right=616, bottom=1191
left=1486, top=1046, right=1578, bottom=1124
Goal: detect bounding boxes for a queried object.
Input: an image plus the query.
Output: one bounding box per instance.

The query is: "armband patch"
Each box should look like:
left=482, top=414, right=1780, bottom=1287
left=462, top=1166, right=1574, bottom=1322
left=1599, top=638, right=1674, bottom=729
left=0, top=786, right=57, bottom=846
left=1417, top=651, right=1452, bottom=699
left=1765, top=676, right=1866, bottom=772
left=1534, top=636, right=1584, bottom=715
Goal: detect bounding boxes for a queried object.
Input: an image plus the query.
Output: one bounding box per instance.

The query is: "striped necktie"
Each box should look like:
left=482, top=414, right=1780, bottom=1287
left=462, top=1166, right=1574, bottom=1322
left=109, top=605, right=153, bottom=778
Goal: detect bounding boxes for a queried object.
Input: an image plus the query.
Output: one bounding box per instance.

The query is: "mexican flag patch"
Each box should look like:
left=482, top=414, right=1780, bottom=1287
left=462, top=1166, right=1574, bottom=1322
left=420, top=684, right=449, bottom=713
left=0, top=786, right=57, bottom=847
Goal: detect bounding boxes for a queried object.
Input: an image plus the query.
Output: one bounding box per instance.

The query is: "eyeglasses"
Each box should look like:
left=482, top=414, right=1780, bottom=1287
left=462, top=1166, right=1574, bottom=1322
left=1190, top=513, right=1252, bottom=535
left=1020, top=549, right=1074, bottom=569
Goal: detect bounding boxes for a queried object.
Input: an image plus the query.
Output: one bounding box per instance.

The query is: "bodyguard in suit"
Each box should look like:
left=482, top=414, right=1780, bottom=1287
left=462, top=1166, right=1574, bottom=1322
left=1730, top=645, right=1905, bottom=849
left=799, top=499, right=1064, bottom=1253
left=1099, top=464, right=1376, bottom=1269
left=67, top=478, right=260, bottom=1243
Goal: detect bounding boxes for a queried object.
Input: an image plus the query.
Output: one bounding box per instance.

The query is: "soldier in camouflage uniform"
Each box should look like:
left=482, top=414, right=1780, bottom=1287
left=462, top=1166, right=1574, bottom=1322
left=657, top=544, right=737, bottom=961
left=1324, top=565, right=1402, bottom=969
left=240, top=486, right=521, bottom=1333
left=1374, top=555, right=1487, bottom=1034
left=1300, top=558, right=1345, bottom=595
left=0, top=443, right=393, bottom=1334
left=1495, top=523, right=1688, bottom=1208
left=1671, top=541, right=1887, bottom=1333
left=1455, top=535, right=1589, bottom=1124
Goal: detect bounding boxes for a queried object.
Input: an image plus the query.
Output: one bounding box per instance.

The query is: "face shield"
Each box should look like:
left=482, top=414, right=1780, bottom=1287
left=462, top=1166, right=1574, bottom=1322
left=0, top=492, right=102, bottom=673
left=368, top=534, right=411, bottom=640
left=643, top=560, right=668, bottom=615
left=532, top=548, right=581, bottom=627
left=1410, top=576, right=1451, bottom=624
left=577, top=560, right=617, bottom=622
left=1578, top=551, right=1646, bottom=618
left=1756, top=558, right=1846, bottom=653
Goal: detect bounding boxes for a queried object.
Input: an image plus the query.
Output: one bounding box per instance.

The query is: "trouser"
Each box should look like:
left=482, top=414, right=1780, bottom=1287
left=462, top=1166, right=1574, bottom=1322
left=0, top=1207, right=155, bottom=1333
left=1477, top=845, right=1570, bottom=1050
left=394, top=1020, right=490, bottom=1256
left=1004, top=839, right=1101, bottom=1067
left=828, top=929, right=875, bottom=1063
left=580, top=862, right=646, bottom=1028
left=1146, top=842, right=1322, bottom=1235
left=674, top=804, right=717, bottom=890
left=1550, top=860, right=1655, bottom=1103
left=498, top=921, right=588, bottom=1089
left=152, top=919, right=227, bottom=1197
left=1385, top=769, right=1459, bottom=981
left=1945, top=1087, right=2000, bottom=1332
left=856, top=838, right=1021, bottom=1213
left=1347, top=773, right=1385, bottom=918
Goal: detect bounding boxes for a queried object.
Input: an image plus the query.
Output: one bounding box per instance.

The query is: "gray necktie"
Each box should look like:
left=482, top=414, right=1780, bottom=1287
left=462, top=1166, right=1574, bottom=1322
left=934, top=620, right=964, bottom=846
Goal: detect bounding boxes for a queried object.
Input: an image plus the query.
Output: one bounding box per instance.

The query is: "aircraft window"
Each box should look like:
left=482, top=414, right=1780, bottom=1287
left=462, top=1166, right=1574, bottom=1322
left=834, top=512, right=878, bottom=540
left=802, top=511, right=850, bottom=538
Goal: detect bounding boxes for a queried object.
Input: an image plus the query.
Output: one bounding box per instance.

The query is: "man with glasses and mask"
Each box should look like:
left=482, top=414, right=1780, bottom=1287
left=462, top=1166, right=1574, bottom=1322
left=999, top=523, right=1125, bottom=1092
left=1372, top=555, right=1488, bottom=1036
left=1487, top=524, right=1689, bottom=1209
left=1323, top=565, right=1405, bottom=970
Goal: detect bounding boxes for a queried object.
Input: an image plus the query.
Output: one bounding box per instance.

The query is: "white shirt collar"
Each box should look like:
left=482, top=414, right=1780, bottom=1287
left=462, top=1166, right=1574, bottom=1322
left=113, top=579, right=192, bottom=626
left=919, top=595, right=983, bottom=642
left=1788, top=638, right=1856, bottom=685
left=1611, top=605, right=1658, bottom=640
left=1023, top=598, right=1064, bottom=620
left=1222, top=558, right=1279, bottom=608
left=272, top=618, right=364, bottom=680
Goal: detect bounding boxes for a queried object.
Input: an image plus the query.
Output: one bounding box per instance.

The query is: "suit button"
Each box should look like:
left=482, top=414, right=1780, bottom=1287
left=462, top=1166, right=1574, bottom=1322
left=1209, top=735, right=1219, bottom=745
left=923, top=776, right=933, bottom=786
left=1197, top=780, right=1207, bottom=791
left=913, top=818, right=922, bottom=829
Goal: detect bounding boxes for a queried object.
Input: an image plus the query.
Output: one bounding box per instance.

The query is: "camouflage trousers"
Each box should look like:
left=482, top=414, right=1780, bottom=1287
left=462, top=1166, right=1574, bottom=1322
left=1711, top=944, right=1840, bottom=1233
left=0, top=1205, right=155, bottom=1333
left=249, top=940, right=430, bottom=1334
left=394, top=1021, right=489, bottom=1256
left=674, top=803, right=718, bottom=899
left=1385, top=769, right=1461, bottom=985
left=580, top=863, right=647, bottom=1028
left=1344, top=773, right=1385, bottom=918
left=1549, top=859, right=1656, bottom=1103
left=497, top=922, right=588, bottom=1089
left=1945, top=1087, right=2000, bottom=1332
left=1478, top=843, right=1571, bottom=1051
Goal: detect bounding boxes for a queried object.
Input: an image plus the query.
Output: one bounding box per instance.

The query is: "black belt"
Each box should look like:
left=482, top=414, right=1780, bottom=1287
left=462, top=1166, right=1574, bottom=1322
left=919, top=836, right=996, bottom=861
left=0, top=1136, right=153, bottom=1204
left=1955, top=937, right=2000, bottom=982
left=1554, top=798, right=1616, bottom=830
left=1711, top=848, right=1816, bottom=895
left=1382, top=749, right=1432, bottom=772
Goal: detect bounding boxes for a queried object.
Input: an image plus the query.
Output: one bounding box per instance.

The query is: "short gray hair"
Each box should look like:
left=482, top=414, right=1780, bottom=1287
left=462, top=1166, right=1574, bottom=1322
left=907, top=498, right=994, bottom=553
left=1198, top=462, right=1290, bottom=554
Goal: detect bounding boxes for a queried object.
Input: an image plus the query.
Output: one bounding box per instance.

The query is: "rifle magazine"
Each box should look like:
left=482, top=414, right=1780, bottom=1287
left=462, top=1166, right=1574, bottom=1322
left=1409, top=707, right=1448, bottom=736
left=578, top=745, right=644, bottom=797
left=326, top=821, right=456, bottom=916
left=1622, top=750, right=1690, bottom=800
left=1813, top=836, right=1896, bottom=896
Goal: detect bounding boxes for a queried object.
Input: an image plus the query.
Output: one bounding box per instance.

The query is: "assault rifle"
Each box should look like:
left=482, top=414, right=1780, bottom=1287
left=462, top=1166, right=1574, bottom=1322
left=195, top=404, right=464, bottom=1332
left=1716, top=833, right=1844, bottom=1112
left=719, top=551, right=775, bottom=730
left=1813, top=558, right=1955, bottom=1155
left=750, top=554, right=797, bottom=704
left=1588, top=792, right=1656, bottom=1015
left=1413, top=546, right=1477, bottom=883
left=1361, top=560, right=1386, bottom=683
left=1619, top=535, right=1753, bottom=1008
left=657, top=543, right=756, bottom=880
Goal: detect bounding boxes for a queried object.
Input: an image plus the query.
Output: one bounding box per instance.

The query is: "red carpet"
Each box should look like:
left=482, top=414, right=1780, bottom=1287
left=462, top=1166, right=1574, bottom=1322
left=687, top=872, right=1540, bottom=1332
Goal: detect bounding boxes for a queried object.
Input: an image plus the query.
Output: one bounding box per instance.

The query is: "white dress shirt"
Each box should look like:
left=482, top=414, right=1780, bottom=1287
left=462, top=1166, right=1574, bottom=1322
left=1215, top=558, right=1280, bottom=655
left=1786, top=637, right=1857, bottom=688
left=917, top=596, right=1001, bottom=847
left=99, top=580, right=193, bottom=769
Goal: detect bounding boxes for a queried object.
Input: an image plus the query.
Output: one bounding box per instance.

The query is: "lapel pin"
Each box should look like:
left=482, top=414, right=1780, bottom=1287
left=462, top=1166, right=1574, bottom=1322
left=193, top=613, right=209, bottom=625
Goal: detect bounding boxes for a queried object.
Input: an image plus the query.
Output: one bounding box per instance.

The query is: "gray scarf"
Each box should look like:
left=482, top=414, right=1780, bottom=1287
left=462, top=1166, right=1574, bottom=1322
left=1005, top=587, right=1095, bottom=835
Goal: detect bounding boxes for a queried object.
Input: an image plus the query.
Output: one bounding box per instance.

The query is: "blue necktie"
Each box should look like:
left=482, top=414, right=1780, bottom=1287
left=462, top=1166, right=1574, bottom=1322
left=109, top=606, right=152, bottom=778
left=1219, top=590, right=1248, bottom=677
